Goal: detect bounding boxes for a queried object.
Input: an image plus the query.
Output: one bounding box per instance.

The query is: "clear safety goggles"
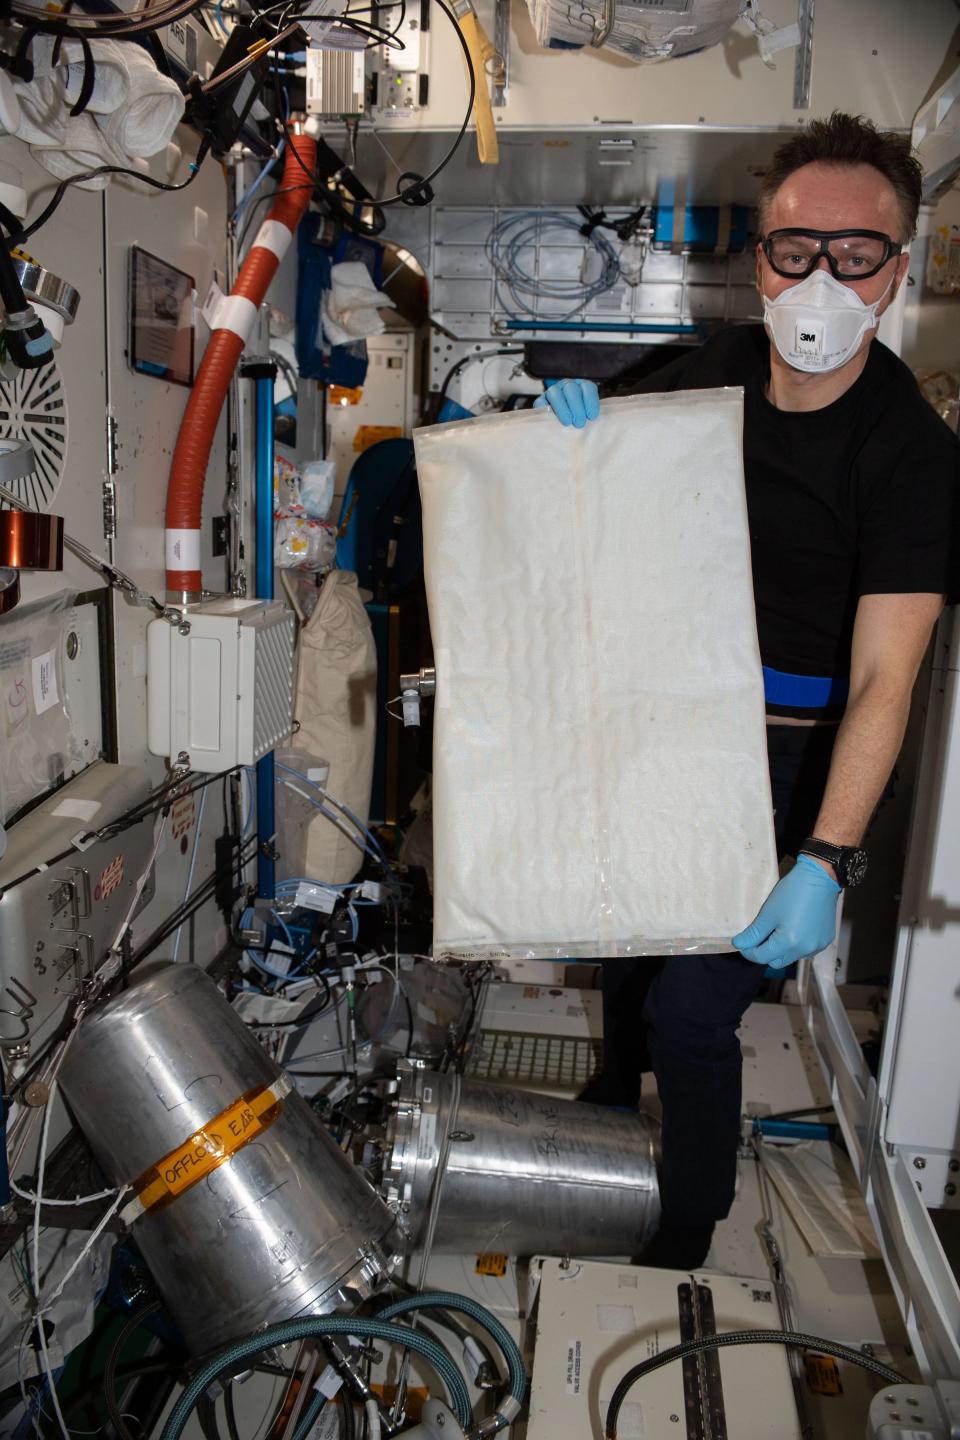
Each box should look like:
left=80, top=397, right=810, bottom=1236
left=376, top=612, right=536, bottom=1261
left=760, top=228, right=903, bottom=281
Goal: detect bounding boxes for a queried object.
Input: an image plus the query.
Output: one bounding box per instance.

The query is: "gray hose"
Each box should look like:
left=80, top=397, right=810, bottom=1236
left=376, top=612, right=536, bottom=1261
left=159, top=1315, right=473, bottom=1440
left=604, top=1329, right=909, bottom=1438
left=377, top=1291, right=526, bottom=1431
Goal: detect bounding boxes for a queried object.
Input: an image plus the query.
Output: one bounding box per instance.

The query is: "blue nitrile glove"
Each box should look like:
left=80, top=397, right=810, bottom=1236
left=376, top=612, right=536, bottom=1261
left=732, top=855, right=841, bottom=971
left=533, top=378, right=600, bottom=428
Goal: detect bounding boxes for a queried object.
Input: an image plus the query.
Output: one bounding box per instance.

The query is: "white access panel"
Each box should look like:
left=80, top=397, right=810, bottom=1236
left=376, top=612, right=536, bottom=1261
left=880, top=607, right=960, bottom=1192
left=527, top=1256, right=802, bottom=1440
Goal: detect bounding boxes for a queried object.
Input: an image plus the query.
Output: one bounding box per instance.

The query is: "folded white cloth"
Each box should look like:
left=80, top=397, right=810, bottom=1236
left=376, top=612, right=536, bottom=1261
left=12, top=34, right=184, bottom=185
left=12, top=38, right=65, bottom=147
left=30, top=112, right=125, bottom=188
left=322, top=261, right=395, bottom=346
left=60, top=37, right=130, bottom=114
left=0, top=72, right=22, bottom=136
left=102, top=45, right=184, bottom=159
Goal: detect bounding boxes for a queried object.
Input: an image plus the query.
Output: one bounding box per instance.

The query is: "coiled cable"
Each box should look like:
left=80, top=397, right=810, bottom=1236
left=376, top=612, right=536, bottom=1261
left=486, top=210, right=621, bottom=321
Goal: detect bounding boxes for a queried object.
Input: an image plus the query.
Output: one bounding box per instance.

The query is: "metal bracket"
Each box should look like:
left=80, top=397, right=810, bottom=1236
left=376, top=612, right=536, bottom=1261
left=492, top=0, right=509, bottom=106
left=0, top=977, right=36, bottom=1049
left=398, top=666, right=436, bottom=728
left=590, top=0, right=615, bottom=49
left=793, top=0, right=814, bottom=109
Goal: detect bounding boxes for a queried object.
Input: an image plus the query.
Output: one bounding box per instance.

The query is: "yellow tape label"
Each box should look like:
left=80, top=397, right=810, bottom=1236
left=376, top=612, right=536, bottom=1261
left=130, top=1082, right=286, bottom=1218
left=804, top=1353, right=843, bottom=1396
left=475, top=1253, right=509, bottom=1277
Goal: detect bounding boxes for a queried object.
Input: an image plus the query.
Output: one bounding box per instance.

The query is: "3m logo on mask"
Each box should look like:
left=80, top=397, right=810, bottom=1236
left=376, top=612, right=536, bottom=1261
left=795, top=323, right=823, bottom=353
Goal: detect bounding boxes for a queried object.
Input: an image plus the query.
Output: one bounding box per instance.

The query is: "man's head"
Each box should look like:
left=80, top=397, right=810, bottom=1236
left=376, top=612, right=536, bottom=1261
left=755, top=113, right=921, bottom=373
left=758, top=111, right=922, bottom=245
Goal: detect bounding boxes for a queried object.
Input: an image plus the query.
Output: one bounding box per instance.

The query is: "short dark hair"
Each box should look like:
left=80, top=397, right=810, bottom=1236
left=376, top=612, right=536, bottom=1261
left=758, top=111, right=923, bottom=241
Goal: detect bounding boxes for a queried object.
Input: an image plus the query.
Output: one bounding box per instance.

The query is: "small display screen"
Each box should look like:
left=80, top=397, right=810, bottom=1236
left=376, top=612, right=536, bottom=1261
left=129, top=246, right=195, bottom=388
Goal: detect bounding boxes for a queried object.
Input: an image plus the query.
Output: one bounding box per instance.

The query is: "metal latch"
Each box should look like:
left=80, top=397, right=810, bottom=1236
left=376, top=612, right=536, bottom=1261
left=398, top=667, right=436, bottom=728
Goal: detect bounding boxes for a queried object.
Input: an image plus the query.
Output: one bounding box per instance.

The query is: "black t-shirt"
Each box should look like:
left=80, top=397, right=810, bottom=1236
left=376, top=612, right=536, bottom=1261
left=620, top=325, right=960, bottom=712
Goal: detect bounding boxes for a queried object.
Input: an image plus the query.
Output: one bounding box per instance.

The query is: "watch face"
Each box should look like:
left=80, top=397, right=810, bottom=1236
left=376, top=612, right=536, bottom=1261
left=841, top=848, right=868, bottom=888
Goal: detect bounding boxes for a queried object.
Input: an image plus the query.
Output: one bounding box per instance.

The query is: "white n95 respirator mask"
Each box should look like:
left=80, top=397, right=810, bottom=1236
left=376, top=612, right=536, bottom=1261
left=762, top=267, right=897, bottom=374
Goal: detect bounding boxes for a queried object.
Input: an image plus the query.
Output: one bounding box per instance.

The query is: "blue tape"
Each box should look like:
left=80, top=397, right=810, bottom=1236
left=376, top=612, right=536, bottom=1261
left=763, top=666, right=849, bottom=710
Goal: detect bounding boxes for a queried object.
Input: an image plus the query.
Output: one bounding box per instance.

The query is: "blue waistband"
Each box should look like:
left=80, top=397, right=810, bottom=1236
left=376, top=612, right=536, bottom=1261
left=763, top=666, right=849, bottom=710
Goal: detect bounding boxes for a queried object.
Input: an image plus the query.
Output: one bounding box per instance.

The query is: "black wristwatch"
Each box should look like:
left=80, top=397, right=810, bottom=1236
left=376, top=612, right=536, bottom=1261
left=799, top=836, right=868, bottom=888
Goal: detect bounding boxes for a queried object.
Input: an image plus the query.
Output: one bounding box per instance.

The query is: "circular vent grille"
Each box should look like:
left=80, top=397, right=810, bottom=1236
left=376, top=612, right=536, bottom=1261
left=0, top=359, right=68, bottom=511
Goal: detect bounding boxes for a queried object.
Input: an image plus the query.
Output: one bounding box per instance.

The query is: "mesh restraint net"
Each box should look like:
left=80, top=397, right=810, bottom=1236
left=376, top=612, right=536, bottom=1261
left=414, top=388, right=778, bottom=960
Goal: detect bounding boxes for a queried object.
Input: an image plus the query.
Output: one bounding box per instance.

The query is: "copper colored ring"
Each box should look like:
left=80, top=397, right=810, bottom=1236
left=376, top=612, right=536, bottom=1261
left=0, top=510, right=64, bottom=570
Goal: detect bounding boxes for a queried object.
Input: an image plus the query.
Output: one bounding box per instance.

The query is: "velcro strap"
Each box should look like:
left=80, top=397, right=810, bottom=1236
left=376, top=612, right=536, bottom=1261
left=763, top=666, right=849, bottom=710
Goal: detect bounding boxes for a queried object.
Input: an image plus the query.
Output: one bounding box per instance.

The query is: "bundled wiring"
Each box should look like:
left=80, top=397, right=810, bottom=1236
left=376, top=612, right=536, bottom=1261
left=129, top=833, right=257, bottom=967
left=486, top=210, right=621, bottom=320
left=11, top=0, right=209, bottom=38
left=577, top=203, right=648, bottom=242
left=275, top=0, right=475, bottom=211
left=603, top=1331, right=908, bottom=1438
left=25, top=1027, right=88, bottom=1440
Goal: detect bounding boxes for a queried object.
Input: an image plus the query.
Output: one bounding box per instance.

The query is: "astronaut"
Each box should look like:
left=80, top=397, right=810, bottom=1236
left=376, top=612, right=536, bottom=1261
left=537, top=112, right=960, bottom=1266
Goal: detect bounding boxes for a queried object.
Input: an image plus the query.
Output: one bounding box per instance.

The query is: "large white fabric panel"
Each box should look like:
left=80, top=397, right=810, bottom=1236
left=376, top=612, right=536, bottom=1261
left=415, top=388, right=778, bottom=959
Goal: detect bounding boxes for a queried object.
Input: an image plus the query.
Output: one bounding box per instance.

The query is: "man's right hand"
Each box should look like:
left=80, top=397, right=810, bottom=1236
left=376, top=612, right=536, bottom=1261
left=533, top=379, right=600, bottom=428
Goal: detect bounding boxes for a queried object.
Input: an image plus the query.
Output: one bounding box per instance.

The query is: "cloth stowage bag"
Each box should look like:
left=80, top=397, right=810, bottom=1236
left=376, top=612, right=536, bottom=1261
left=414, top=387, right=779, bottom=959
left=293, top=570, right=377, bottom=884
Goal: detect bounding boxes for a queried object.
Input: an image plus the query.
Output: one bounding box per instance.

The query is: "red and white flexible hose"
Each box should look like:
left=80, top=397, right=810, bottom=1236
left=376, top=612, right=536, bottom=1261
left=164, top=132, right=317, bottom=598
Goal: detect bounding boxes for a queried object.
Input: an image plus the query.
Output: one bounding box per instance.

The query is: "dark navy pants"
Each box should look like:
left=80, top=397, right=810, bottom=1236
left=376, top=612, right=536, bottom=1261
left=594, top=724, right=837, bottom=1227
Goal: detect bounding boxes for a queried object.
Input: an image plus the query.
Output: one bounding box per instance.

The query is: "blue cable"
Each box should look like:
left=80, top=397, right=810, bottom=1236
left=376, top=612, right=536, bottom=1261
left=232, top=89, right=290, bottom=227
left=280, top=786, right=383, bottom=867
left=275, top=763, right=388, bottom=863
left=268, top=908, right=294, bottom=949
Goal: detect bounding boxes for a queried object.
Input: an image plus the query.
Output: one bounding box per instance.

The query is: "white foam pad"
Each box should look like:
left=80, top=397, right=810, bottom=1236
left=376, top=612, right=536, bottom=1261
left=415, top=388, right=779, bottom=959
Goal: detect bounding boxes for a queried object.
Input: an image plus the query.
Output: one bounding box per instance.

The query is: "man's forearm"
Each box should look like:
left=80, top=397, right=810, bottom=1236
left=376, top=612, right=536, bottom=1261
left=810, top=679, right=912, bottom=848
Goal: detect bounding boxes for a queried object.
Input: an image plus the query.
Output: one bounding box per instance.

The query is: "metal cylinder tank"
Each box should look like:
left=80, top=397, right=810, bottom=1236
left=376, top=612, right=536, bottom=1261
left=381, top=1065, right=660, bottom=1256
left=59, top=963, right=399, bottom=1352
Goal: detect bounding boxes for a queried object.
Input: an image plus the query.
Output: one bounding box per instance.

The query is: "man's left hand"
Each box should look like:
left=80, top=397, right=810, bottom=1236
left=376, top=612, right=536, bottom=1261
left=732, top=855, right=841, bottom=970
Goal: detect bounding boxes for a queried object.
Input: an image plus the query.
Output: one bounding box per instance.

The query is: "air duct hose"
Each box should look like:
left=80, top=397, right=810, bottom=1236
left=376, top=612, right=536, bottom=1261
left=164, top=128, right=317, bottom=600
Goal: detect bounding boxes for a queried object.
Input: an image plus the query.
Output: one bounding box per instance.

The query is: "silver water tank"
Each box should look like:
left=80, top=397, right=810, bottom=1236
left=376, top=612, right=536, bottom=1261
left=59, top=963, right=400, bottom=1352
left=381, top=1065, right=660, bottom=1256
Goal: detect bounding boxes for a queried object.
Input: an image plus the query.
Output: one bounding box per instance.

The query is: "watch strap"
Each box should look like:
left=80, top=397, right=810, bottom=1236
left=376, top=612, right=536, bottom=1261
left=799, top=836, right=846, bottom=868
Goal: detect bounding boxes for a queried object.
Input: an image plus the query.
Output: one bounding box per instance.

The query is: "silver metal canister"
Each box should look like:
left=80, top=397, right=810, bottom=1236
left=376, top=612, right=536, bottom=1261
left=381, top=1065, right=660, bottom=1257
left=59, top=962, right=399, bottom=1352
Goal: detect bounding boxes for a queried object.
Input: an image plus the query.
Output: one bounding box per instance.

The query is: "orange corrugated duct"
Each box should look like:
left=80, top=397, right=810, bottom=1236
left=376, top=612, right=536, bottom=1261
left=164, top=130, right=317, bottom=599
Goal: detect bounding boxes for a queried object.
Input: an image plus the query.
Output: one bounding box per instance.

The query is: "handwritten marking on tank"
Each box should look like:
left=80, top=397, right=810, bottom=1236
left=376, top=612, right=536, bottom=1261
left=492, top=1089, right=523, bottom=1127
left=536, top=1103, right=562, bottom=1159
left=227, top=1180, right=291, bottom=1223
